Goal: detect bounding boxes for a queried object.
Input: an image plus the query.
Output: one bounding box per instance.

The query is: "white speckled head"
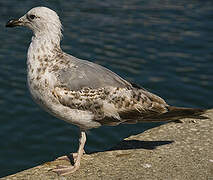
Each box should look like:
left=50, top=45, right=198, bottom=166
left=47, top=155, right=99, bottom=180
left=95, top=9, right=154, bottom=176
left=20, top=7, right=62, bottom=41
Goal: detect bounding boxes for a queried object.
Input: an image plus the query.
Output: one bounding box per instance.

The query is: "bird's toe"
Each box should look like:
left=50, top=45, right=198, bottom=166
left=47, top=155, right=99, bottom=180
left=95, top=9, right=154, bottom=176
left=52, top=164, right=80, bottom=176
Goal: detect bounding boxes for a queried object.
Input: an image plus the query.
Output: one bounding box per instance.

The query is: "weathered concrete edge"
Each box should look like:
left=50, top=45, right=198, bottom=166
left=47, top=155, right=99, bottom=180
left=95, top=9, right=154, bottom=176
left=2, top=109, right=213, bottom=180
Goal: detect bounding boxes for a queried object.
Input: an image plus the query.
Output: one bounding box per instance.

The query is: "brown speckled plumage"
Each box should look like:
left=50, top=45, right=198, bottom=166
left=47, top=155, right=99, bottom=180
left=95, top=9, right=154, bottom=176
left=53, top=86, right=169, bottom=126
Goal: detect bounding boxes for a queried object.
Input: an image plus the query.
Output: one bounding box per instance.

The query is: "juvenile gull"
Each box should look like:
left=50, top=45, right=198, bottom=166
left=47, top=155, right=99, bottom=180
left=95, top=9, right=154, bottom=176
left=6, top=7, right=205, bottom=175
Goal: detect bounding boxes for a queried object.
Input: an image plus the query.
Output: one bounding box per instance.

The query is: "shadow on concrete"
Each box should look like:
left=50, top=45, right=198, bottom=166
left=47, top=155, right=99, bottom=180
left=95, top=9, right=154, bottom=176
left=110, top=139, right=174, bottom=151
left=62, top=139, right=173, bottom=165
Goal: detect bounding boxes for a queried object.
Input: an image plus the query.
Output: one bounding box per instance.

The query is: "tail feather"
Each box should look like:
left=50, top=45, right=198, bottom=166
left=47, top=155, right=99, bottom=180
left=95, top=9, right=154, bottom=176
left=123, top=106, right=207, bottom=124
left=163, top=106, right=206, bottom=119
left=145, top=106, right=207, bottom=122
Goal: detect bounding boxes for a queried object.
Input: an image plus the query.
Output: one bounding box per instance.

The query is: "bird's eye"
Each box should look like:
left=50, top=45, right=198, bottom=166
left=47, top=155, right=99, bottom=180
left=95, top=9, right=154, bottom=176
left=29, top=15, right=36, bottom=20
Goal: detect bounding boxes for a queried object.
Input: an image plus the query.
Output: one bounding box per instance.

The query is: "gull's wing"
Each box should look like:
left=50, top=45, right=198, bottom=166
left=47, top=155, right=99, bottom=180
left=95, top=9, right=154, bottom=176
left=55, top=53, right=132, bottom=91
left=52, top=85, right=169, bottom=126
left=51, top=53, right=169, bottom=125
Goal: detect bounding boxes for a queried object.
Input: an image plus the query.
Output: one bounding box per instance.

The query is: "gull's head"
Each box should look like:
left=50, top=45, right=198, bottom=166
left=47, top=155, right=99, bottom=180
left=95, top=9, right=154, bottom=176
left=6, top=7, right=62, bottom=40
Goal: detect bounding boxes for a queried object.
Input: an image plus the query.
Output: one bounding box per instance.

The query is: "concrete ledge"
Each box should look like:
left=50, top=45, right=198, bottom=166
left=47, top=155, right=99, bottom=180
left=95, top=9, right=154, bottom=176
left=2, top=110, right=213, bottom=180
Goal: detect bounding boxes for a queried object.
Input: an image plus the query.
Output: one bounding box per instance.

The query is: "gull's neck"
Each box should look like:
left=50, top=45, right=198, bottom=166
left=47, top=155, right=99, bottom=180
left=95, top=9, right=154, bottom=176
left=27, top=32, right=62, bottom=63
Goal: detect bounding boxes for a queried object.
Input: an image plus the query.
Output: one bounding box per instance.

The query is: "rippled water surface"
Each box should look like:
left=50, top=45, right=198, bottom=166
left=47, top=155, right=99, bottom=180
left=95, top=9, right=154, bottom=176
left=0, top=0, right=212, bottom=177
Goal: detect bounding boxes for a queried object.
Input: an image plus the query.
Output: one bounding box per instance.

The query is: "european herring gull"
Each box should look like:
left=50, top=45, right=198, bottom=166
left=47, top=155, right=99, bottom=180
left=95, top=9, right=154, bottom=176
left=6, top=7, right=205, bottom=175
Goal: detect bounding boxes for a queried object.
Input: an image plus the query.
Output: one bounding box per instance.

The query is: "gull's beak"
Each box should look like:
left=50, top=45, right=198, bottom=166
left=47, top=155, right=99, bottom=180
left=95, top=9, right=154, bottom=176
left=6, top=18, right=24, bottom=28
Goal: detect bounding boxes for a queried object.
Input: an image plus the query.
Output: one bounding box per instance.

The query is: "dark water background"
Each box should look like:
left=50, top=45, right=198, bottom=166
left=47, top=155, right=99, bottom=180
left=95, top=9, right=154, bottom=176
left=0, top=0, right=212, bottom=177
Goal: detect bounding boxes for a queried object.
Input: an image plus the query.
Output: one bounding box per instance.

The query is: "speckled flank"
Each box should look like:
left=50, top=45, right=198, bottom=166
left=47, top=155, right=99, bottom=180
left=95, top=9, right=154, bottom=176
left=53, top=86, right=169, bottom=126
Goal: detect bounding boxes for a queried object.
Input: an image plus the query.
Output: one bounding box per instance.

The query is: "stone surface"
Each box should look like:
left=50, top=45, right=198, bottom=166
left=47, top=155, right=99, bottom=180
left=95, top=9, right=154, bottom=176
left=1, top=110, right=213, bottom=180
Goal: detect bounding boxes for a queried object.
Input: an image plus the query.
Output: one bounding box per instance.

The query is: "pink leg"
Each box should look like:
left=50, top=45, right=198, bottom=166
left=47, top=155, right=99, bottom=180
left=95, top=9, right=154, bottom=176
left=52, top=131, right=86, bottom=176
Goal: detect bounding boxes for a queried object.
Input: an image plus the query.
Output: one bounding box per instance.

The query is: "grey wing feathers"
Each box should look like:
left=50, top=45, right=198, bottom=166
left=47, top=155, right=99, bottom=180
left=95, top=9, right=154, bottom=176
left=51, top=53, right=205, bottom=126
left=57, top=53, right=132, bottom=91
left=52, top=53, right=174, bottom=125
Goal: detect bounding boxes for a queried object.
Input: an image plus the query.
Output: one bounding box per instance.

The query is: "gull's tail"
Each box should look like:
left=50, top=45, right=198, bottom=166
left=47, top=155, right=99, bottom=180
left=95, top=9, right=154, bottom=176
left=123, top=106, right=207, bottom=124
left=152, top=106, right=206, bottom=121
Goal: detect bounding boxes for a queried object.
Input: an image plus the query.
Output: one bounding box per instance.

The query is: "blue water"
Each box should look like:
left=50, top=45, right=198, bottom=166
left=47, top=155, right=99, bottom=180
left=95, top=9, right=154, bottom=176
left=0, top=0, right=212, bottom=177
